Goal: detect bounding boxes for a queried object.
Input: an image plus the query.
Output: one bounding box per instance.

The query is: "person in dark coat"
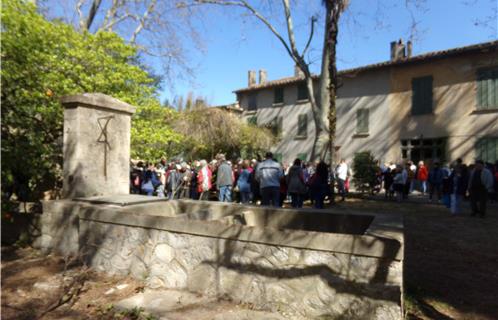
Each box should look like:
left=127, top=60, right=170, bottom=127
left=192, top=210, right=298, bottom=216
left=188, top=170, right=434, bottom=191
left=449, top=163, right=468, bottom=215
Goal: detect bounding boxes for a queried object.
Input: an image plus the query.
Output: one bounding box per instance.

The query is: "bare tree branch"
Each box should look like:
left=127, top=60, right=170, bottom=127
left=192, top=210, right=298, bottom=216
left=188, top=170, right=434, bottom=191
left=281, top=0, right=300, bottom=59
left=130, top=0, right=158, bottom=44
left=84, top=0, right=103, bottom=30
left=195, top=0, right=297, bottom=63
left=76, top=0, right=86, bottom=30
left=301, top=16, right=317, bottom=58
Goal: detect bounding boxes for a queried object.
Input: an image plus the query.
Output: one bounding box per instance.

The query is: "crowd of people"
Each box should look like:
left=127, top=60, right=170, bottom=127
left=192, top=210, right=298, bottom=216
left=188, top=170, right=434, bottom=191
left=379, top=158, right=497, bottom=217
left=130, top=152, right=498, bottom=217
left=130, top=152, right=346, bottom=209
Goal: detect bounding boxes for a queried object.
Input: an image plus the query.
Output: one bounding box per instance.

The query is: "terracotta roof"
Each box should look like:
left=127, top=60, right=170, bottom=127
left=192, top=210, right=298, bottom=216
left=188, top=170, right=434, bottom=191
left=234, top=40, right=498, bottom=94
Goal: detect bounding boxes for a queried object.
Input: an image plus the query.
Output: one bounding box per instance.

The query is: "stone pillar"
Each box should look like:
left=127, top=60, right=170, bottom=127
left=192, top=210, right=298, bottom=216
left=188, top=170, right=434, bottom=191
left=60, top=93, right=136, bottom=198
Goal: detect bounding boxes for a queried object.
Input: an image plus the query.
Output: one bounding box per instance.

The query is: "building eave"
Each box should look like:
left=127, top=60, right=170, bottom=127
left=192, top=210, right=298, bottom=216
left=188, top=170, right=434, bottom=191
left=234, top=40, right=498, bottom=94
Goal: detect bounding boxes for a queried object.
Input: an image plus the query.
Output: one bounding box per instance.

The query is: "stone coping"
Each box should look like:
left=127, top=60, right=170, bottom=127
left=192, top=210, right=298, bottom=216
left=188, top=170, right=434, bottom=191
left=47, top=197, right=403, bottom=261
left=74, top=195, right=168, bottom=206
left=61, top=93, right=136, bottom=115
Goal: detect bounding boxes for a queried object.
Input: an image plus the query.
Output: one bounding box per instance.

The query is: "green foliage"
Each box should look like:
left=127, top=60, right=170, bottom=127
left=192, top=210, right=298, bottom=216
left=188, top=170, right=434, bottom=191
left=352, top=151, right=378, bottom=193
left=1, top=0, right=162, bottom=200
left=173, top=108, right=275, bottom=160
left=130, top=100, right=184, bottom=162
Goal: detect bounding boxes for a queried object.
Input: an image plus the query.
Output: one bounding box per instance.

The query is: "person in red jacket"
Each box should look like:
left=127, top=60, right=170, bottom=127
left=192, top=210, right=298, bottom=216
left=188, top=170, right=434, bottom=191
left=416, top=161, right=428, bottom=194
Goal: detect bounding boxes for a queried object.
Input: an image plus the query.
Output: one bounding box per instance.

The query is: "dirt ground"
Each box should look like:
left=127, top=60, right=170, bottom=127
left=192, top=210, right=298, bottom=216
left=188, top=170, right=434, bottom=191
left=343, top=197, right=498, bottom=320
left=1, top=197, right=497, bottom=319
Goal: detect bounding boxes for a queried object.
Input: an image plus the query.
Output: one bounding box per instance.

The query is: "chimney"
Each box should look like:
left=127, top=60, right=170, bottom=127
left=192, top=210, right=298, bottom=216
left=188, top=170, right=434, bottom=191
left=407, top=40, right=413, bottom=58
left=390, top=39, right=406, bottom=61
left=294, top=64, right=304, bottom=77
left=248, top=70, right=256, bottom=86
left=259, top=69, right=267, bottom=84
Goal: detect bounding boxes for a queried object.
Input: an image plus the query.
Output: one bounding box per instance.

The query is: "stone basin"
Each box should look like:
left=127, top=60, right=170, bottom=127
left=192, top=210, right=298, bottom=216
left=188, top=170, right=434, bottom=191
left=35, top=195, right=404, bottom=319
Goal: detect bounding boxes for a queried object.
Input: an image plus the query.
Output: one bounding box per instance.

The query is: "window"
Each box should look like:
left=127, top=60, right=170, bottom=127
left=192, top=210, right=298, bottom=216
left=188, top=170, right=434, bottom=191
left=297, top=82, right=309, bottom=101
left=297, top=153, right=307, bottom=161
left=401, top=138, right=446, bottom=162
left=477, top=68, right=498, bottom=110
left=248, top=93, right=257, bottom=111
left=274, top=87, right=284, bottom=104
left=271, top=116, right=283, bottom=136
left=476, top=137, right=498, bottom=163
left=247, top=116, right=257, bottom=126
left=296, top=114, right=307, bottom=138
left=356, top=109, right=369, bottom=134
left=412, top=76, right=433, bottom=115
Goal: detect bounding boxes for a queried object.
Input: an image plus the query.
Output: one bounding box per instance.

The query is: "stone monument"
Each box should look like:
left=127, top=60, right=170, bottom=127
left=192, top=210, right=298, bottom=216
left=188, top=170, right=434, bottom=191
left=60, top=93, right=136, bottom=198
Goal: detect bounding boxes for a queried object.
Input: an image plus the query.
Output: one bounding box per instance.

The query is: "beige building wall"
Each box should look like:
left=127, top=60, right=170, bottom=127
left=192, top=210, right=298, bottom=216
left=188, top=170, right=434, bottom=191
left=237, top=49, right=497, bottom=165
left=388, top=52, right=498, bottom=165
left=336, top=69, right=392, bottom=164
left=239, top=82, right=317, bottom=164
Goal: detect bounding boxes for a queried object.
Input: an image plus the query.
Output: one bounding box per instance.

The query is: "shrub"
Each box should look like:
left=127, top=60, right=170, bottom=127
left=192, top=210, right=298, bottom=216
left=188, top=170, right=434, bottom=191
left=352, top=151, right=378, bottom=194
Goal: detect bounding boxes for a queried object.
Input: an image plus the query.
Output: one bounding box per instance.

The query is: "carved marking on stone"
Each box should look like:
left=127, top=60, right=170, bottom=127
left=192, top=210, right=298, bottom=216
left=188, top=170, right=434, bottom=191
left=97, top=116, right=114, bottom=178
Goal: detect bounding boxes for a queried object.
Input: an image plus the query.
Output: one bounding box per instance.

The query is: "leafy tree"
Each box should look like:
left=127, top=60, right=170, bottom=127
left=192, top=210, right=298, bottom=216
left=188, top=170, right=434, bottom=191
left=172, top=107, right=275, bottom=160
left=130, top=100, right=184, bottom=162
left=352, top=151, right=378, bottom=194
left=0, top=0, right=169, bottom=200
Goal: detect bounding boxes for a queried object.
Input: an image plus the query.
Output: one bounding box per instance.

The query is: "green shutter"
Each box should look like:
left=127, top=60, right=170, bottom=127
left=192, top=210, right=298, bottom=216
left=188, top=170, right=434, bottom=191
left=274, top=87, right=284, bottom=104
left=272, top=116, right=283, bottom=136
left=412, top=76, right=433, bottom=115
left=477, top=69, right=498, bottom=110
left=297, top=114, right=307, bottom=137
left=476, top=137, right=498, bottom=163
left=298, top=82, right=309, bottom=100
left=356, top=109, right=369, bottom=133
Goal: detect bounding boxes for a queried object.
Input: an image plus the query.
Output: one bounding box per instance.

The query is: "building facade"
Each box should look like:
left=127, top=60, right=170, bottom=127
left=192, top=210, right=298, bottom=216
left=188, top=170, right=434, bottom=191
left=234, top=40, right=498, bottom=166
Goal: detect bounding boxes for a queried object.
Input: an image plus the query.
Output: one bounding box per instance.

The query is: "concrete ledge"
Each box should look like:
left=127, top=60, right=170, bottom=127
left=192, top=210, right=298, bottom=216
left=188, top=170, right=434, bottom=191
left=61, top=93, right=136, bottom=115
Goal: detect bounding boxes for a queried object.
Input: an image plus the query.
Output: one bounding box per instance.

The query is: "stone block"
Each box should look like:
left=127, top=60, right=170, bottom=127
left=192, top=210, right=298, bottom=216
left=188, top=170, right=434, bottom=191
left=61, top=93, right=135, bottom=198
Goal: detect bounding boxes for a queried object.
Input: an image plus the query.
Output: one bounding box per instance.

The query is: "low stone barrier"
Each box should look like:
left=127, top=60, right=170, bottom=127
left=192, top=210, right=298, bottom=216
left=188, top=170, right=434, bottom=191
left=35, top=195, right=403, bottom=319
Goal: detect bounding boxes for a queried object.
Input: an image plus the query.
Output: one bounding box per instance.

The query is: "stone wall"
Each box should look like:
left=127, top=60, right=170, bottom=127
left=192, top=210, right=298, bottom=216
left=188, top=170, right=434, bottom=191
left=35, top=197, right=404, bottom=319
left=81, top=220, right=401, bottom=319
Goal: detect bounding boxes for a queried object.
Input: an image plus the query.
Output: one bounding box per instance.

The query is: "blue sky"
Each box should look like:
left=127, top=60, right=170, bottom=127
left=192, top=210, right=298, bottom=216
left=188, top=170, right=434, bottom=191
left=164, top=0, right=497, bottom=106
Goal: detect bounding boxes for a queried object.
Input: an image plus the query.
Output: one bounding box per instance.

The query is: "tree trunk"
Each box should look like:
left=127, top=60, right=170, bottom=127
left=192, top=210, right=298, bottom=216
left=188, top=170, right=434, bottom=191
left=326, top=0, right=342, bottom=168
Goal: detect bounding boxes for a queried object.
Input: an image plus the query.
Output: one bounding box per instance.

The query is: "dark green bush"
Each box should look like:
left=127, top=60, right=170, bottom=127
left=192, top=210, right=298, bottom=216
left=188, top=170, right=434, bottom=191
left=352, top=151, right=378, bottom=194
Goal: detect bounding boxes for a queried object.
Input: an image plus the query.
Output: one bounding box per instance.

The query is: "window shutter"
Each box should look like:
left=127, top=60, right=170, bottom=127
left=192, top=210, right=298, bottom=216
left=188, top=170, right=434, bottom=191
left=297, top=114, right=307, bottom=137
left=274, top=87, right=284, bottom=104
left=412, top=76, right=433, bottom=115
left=297, top=82, right=309, bottom=100
left=477, top=69, right=498, bottom=110
left=356, top=109, right=369, bottom=133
